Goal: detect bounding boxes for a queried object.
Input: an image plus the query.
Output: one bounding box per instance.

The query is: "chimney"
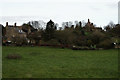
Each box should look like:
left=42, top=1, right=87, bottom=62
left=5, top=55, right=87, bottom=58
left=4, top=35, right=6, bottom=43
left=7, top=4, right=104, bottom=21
left=91, top=23, right=93, bottom=26
left=6, top=22, right=8, bottom=27
left=79, top=21, right=82, bottom=27
left=88, top=19, right=90, bottom=23
left=14, top=23, right=16, bottom=27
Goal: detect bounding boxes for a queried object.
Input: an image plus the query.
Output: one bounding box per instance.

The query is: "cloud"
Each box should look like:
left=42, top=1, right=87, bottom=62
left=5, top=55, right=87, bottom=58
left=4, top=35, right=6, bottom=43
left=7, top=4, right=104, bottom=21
left=0, top=0, right=118, bottom=27
left=106, top=3, right=118, bottom=9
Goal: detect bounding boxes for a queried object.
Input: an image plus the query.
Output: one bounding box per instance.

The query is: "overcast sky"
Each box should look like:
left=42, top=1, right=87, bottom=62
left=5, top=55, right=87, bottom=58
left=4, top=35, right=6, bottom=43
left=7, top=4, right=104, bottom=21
left=0, top=0, right=119, bottom=27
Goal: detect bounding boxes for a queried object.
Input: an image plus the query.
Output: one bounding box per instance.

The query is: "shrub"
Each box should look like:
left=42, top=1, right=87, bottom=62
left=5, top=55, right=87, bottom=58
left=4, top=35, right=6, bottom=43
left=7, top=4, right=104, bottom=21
left=47, top=39, right=60, bottom=45
left=74, top=36, right=87, bottom=46
left=40, top=40, right=47, bottom=45
left=13, top=36, right=28, bottom=46
left=40, top=39, right=60, bottom=45
left=6, top=54, right=22, bottom=59
left=88, top=30, right=106, bottom=45
left=87, top=40, right=93, bottom=47
left=98, top=39, right=113, bottom=49
left=55, top=30, right=75, bottom=46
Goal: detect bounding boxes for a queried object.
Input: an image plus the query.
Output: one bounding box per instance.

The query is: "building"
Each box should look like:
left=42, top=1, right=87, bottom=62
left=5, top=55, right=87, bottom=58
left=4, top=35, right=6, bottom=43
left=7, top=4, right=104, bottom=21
left=83, top=19, right=102, bottom=32
left=118, top=1, right=120, bottom=24
left=84, top=19, right=95, bottom=31
left=5, top=22, right=27, bottom=43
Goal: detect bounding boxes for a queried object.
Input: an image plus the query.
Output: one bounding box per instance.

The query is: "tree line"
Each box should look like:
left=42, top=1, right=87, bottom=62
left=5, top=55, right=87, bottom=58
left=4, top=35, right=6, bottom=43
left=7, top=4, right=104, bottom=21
left=2, top=19, right=120, bottom=49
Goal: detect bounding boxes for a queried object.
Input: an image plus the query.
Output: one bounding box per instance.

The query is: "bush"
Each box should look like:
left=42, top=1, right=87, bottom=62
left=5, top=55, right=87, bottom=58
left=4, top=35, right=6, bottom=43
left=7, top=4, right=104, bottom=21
left=87, top=40, right=93, bottom=47
left=6, top=54, right=22, bottom=59
left=47, top=39, right=60, bottom=45
left=40, top=39, right=60, bottom=45
left=40, top=40, right=47, bottom=45
left=13, top=37, right=28, bottom=46
left=88, top=30, right=106, bottom=45
left=98, top=39, right=113, bottom=49
left=73, top=36, right=87, bottom=46
left=55, top=30, right=75, bottom=46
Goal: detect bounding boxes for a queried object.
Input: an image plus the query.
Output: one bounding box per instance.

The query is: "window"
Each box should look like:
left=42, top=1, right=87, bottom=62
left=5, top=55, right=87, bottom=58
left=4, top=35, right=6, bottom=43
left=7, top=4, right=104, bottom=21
left=19, top=30, right=23, bottom=33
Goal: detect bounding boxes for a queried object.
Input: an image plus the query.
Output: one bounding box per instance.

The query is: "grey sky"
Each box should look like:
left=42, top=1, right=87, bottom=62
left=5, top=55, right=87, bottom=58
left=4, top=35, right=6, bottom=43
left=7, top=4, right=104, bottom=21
left=0, top=0, right=119, bottom=27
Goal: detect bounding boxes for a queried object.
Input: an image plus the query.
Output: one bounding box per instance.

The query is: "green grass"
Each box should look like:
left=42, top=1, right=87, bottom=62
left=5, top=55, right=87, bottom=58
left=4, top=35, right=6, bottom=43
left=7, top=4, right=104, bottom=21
left=2, top=46, right=118, bottom=78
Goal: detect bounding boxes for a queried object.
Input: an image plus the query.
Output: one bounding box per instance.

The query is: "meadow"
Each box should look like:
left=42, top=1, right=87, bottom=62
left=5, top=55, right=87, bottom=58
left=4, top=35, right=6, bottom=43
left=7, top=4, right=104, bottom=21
left=2, top=46, right=118, bottom=78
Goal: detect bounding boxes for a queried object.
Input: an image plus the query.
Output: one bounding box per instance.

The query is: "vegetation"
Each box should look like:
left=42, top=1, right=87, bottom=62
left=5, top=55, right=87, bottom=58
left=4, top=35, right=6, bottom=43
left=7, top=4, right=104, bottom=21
left=3, top=46, right=118, bottom=78
left=2, top=19, right=120, bottom=49
left=39, top=20, right=120, bottom=49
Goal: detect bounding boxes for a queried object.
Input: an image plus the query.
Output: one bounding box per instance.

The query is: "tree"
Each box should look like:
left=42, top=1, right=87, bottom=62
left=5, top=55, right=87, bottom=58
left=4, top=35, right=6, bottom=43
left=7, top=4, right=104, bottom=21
left=12, top=36, right=28, bottom=46
left=81, top=20, right=86, bottom=27
left=104, top=25, right=111, bottom=31
left=28, top=20, right=46, bottom=29
left=55, top=30, right=75, bottom=46
left=104, top=21, right=115, bottom=31
left=22, top=23, right=37, bottom=34
left=109, top=24, right=120, bottom=37
left=43, top=20, right=56, bottom=41
left=75, top=21, right=82, bottom=31
left=28, top=31, right=41, bottom=45
left=88, top=30, right=106, bottom=46
left=108, top=21, right=115, bottom=28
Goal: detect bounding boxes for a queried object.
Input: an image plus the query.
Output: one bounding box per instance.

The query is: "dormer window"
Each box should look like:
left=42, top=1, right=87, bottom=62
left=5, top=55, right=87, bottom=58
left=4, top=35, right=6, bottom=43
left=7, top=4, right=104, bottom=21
left=19, top=30, right=23, bottom=33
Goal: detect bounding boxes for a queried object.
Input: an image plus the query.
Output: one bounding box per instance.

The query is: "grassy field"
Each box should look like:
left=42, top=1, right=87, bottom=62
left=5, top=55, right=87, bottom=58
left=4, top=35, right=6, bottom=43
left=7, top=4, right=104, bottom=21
left=2, top=46, right=118, bottom=78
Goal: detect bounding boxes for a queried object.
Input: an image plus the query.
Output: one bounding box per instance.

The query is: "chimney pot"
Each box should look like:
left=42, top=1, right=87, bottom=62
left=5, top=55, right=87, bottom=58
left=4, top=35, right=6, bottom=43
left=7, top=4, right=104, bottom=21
left=14, top=23, right=16, bottom=27
left=88, top=19, right=90, bottom=23
left=6, top=22, right=8, bottom=26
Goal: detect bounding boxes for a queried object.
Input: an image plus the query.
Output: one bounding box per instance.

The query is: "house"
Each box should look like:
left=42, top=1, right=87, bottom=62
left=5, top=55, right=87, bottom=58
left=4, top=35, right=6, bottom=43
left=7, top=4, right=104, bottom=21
left=84, top=19, right=95, bottom=31
left=84, top=19, right=102, bottom=32
left=5, top=22, right=27, bottom=43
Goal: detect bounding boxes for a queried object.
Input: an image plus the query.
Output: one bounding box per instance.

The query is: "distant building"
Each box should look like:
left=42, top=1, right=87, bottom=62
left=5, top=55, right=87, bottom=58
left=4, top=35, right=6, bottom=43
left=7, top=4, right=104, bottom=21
left=118, top=1, right=120, bottom=24
left=84, top=19, right=102, bottom=32
left=5, top=22, right=27, bottom=43
left=84, top=19, right=95, bottom=31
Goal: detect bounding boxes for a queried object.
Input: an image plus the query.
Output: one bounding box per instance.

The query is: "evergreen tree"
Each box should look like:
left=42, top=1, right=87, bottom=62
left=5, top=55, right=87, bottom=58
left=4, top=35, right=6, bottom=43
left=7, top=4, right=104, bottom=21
left=44, top=20, right=56, bottom=41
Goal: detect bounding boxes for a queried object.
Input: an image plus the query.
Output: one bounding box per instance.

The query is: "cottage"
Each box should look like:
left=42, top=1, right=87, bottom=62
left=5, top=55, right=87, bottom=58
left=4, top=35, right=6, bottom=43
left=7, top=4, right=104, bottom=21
left=5, top=22, right=27, bottom=43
